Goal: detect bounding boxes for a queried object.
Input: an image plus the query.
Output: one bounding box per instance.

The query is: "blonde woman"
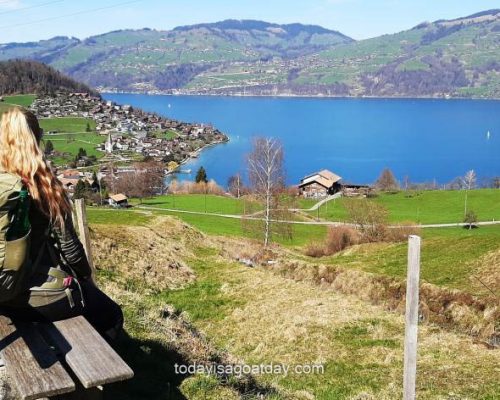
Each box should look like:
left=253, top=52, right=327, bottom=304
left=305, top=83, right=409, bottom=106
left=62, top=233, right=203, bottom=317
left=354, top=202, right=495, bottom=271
left=0, top=108, right=122, bottom=340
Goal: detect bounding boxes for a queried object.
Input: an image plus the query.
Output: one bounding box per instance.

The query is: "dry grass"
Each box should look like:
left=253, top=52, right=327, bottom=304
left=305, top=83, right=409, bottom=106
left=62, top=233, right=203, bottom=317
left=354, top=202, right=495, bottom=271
left=304, top=226, right=361, bottom=258
left=91, top=216, right=199, bottom=293
left=196, top=249, right=500, bottom=399
left=91, top=217, right=290, bottom=399
left=266, top=258, right=499, bottom=343
left=173, top=234, right=500, bottom=398
left=305, top=226, right=359, bottom=258
left=304, top=243, right=327, bottom=258
left=325, top=226, right=359, bottom=253
left=470, top=248, right=500, bottom=296
left=386, top=222, right=422, bottom=242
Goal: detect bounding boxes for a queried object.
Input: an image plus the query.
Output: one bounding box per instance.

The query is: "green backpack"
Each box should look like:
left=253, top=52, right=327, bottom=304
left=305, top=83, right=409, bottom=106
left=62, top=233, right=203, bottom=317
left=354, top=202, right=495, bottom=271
left=0, top=172, right=32, bottom=303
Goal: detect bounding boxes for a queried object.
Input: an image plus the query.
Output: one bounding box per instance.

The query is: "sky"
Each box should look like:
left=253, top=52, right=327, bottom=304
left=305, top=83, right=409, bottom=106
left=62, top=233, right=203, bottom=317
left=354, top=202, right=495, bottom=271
left=0, top=0, right=499, bottom=43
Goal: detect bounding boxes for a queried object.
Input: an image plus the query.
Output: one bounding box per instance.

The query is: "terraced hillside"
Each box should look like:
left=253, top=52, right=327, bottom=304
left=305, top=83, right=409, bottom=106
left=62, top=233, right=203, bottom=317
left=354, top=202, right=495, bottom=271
left=2, top=10, right=500, bottom=97
left=0, top=20, right=352, bottom=94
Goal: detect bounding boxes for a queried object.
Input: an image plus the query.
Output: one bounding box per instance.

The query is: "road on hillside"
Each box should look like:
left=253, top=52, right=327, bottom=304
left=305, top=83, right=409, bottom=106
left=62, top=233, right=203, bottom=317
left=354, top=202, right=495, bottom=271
left=135, top=205, right=500, bottom=229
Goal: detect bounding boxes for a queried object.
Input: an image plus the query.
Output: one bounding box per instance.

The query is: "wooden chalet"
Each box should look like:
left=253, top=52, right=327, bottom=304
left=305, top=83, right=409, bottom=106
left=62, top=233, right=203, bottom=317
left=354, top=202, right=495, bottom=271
left=108, top=193, right=129, bottom=208
left=299, top=169, right=342, bottom=198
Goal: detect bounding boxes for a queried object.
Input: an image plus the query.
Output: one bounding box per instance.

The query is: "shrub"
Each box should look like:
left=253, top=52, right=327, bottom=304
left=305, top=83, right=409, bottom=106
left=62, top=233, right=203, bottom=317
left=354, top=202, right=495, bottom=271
left=325, top=226, right=359, bottom=254
left=374, top=168, right=400, bottom=191
left=305, top=226, right=359, bottom=258
left=168, top=180, right=225, bottom=195
left=344, top=199, right=389, bottom=242
left=386, top=222, right=421, bottom=242
left=304, top=243, right=326, bottom=258
left=464, top=210, right=478, bottom=230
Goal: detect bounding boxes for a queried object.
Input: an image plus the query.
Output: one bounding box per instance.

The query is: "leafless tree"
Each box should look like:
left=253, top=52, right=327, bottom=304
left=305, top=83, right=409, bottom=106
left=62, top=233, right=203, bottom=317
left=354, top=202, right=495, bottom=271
left=462, top=169, right=476, bottom=217
left=492, top=177, right=500, bottom=189
left=344, top=198, right=389, bottom=242
left=228, top=173, right=244, bottom=198
left=115, top=161, right=164, bottom=202
left=246, top=137, right=288, bottom=247
left=403, top=175, right=410, bottom=191
left=375, top=168, right=399, bottom=192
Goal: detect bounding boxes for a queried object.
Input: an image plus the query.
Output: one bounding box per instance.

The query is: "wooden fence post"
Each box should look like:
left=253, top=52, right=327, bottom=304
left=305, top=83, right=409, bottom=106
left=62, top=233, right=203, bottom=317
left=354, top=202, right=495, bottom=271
left=74, top=199, right=95, bottom=280
left=403, top=235, right=421, bottom=400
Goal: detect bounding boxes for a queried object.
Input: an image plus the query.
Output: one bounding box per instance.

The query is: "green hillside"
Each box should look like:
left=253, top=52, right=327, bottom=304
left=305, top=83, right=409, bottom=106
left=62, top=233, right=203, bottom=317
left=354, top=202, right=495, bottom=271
left=1, top=11, right=500, bottom=97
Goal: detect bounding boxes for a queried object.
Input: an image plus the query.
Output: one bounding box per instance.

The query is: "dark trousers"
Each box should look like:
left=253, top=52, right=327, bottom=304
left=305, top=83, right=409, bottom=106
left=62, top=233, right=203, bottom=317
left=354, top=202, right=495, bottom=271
left=1, top=280, right=123, bottom=340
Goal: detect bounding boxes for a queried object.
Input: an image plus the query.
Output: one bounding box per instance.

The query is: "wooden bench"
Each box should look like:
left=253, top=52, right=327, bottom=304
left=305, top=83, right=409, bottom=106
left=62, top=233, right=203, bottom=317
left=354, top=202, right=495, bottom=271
left=0, top=314, right=133, bottom=399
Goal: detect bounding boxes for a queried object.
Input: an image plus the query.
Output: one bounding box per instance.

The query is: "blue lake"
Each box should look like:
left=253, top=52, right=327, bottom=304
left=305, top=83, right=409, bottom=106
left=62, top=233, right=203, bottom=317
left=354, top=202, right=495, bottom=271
left=104, top=94, right=500, bottom=186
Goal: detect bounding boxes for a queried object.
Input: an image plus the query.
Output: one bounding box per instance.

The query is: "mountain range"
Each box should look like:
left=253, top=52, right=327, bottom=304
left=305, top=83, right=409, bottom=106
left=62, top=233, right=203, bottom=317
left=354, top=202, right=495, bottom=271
left=1, top=10, right=500, bottom=98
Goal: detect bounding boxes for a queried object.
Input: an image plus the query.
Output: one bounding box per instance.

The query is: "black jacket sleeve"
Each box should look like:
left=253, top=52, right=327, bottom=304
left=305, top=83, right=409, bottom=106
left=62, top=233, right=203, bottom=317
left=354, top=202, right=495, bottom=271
left=52, top=213, right=92, bottom=280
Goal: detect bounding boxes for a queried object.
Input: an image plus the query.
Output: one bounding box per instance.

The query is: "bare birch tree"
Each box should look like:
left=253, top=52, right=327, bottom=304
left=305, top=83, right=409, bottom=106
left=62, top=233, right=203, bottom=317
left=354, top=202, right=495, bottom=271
left=246, top=137, right=287, bottom=247
left=228, top=173, right=244, bottom=198
left=462, top=169, right=476, bottom=217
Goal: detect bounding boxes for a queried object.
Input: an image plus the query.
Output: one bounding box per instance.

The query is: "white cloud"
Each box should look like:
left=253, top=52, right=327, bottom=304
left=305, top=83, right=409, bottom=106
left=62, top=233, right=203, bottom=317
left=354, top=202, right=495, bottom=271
left=0, top=0, right=23, bottom=10
left=324, top=0, right=352, bottom=4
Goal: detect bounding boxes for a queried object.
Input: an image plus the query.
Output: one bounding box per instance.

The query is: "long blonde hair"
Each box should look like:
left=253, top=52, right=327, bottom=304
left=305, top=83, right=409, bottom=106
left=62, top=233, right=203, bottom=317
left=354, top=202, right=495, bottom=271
left=0, top=107, right=72, bottom=228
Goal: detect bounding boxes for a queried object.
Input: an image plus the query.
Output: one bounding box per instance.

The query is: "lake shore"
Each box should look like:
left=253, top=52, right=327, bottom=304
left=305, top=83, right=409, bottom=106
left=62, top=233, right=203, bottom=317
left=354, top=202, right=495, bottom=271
left=104, top=93, right=500, bottom=186
left=101, top=90, right=500, bottom=102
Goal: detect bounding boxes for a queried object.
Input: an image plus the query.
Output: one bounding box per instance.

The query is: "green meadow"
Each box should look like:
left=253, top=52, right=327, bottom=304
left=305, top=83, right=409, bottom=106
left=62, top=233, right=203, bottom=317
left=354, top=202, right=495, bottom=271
left=134, top=194, right=256, bottom=215
left=88, top=208, right=500, bottom=400
left=40, top=117, right=96, bottom=133
left=136, top=190, right=500, bottom=225
left=40, top=118, right=104, bottom=164
left=304, top=189, right=500, bottom=224
left=0, top=94, right=36, bottom=115
left=2, top=94, right=36, bottom=107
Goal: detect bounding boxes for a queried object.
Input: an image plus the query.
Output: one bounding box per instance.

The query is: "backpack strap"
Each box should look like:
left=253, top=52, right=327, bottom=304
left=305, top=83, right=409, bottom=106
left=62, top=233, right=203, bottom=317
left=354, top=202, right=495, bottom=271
left=30, top=226, right=86, bottom=308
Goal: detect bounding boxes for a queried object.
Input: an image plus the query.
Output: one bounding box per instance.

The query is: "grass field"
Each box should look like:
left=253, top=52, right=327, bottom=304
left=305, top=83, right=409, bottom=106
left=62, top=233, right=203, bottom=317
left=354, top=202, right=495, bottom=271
left=40, top=117, right=96, bottom=133
left=86, top=201, right=499, bottom=297
left=39, top=118, right=104, bottom=164
left=152, top=129, right=178, bottom=140
left=165, top=205, right=500, bottom=295
left=3, top=94, right=36, bottom=107
left=87, top=208, right=154, bottom=226
left=47, top=132, right=105, bottom=157
left=0, top=94, right=36, bottom=115
left=304, top=189, right=500, bottom=224
left=161, top=210, right=327, bottom=247
left=134, top=194, right=256, bottom=215
left=121, top=188, right=500, bottom=297
left=90, top=216, right=500, bottom=399
left=160, top=248, right=499, bottom=399
left=88, top=206, right=326, bottom=247
left=313, top=225, right=500, bottom=297
left=88, top=207, right=500, bottom=400
left=136, top=190, right=499, bottom=225
left=155, top=230, right=499, bottom=399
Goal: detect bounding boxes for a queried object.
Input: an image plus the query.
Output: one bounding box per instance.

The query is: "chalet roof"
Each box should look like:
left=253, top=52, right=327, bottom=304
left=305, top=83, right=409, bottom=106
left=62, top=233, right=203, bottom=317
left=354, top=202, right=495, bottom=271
left=299, top=169, right=342, bottom=188
left=61, top=169, right=81, bottom=178
left=318, top=169, right=342, bottom=182
left=59, top=177, right=79, bottom=187
left=109, top=193, right=128, bottom=202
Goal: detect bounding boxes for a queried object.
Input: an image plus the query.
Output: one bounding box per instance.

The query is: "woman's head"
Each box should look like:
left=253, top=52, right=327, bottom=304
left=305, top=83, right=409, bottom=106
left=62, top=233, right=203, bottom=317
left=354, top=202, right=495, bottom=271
left=0, top=107, right=71, bottom=227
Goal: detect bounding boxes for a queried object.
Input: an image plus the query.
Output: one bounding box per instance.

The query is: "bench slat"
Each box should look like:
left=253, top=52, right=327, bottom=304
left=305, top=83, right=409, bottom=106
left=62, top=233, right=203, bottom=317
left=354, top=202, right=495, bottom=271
left=0, top=315, right=75, bottom=400
left=42, top=316, right=133, bottom=388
